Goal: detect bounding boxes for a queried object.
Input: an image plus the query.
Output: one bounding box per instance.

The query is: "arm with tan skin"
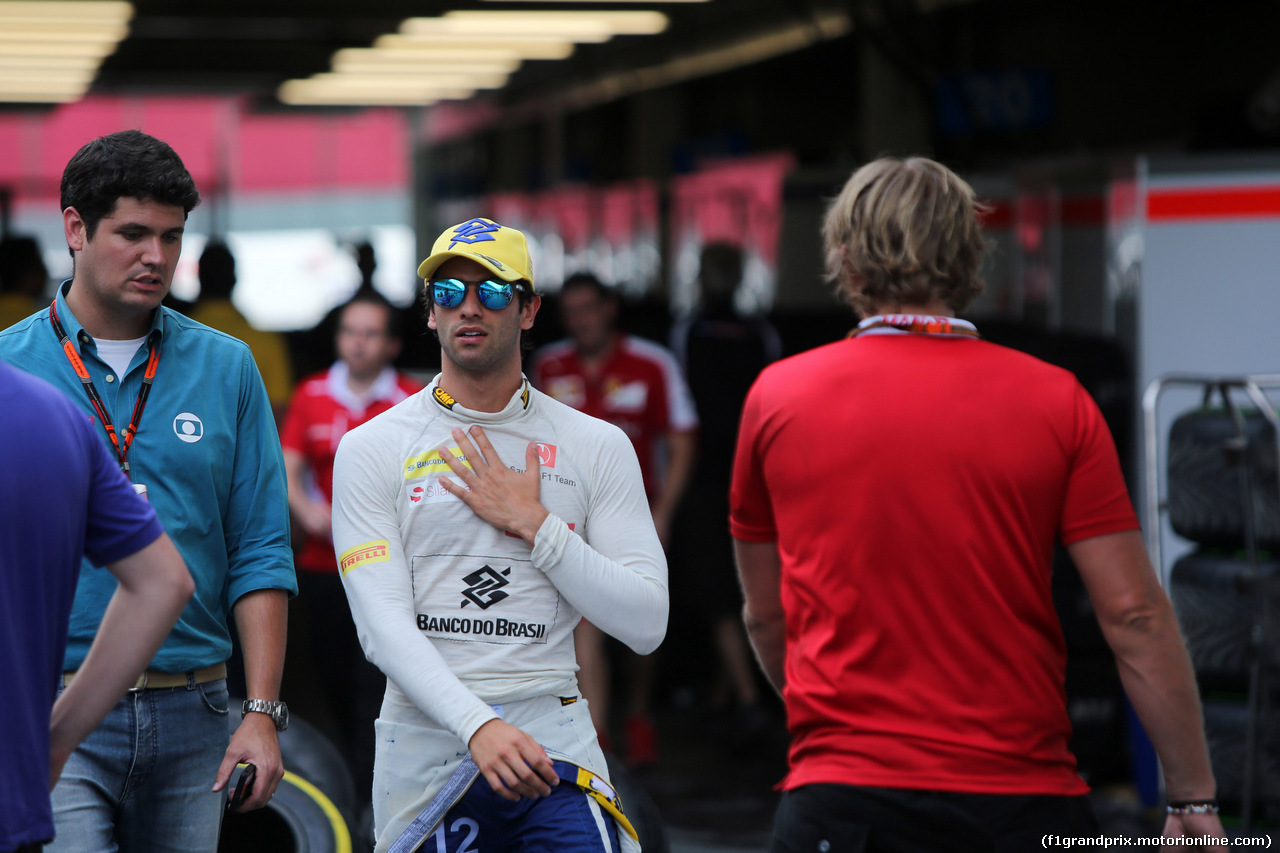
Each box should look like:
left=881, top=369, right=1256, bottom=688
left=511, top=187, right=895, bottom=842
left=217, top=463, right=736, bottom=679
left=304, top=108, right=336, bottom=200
left=207, top=346, right=296, bottom=810
left=283, top=448, right=331, bottom=540
left=466, top=719, right=559, bottom=802
left=213, top=589, right=289, bottom=811
left=50, top=533, right=193, bottom=787
left=650, top=429, right=697, bottom=547
left=733, top=539, right=787, bottom=695
left=1069, top=530, right=1225, bottom=849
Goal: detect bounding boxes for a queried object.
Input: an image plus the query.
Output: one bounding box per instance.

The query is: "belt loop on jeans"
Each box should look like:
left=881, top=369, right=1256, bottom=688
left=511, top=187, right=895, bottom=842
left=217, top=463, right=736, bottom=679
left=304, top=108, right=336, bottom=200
left=62, top=662, right=227, bottom=692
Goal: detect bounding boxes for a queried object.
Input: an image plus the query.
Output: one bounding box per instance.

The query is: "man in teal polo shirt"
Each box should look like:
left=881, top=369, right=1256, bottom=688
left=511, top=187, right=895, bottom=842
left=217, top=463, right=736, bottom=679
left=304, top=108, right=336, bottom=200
left=0, top=129, right=297, bottom=851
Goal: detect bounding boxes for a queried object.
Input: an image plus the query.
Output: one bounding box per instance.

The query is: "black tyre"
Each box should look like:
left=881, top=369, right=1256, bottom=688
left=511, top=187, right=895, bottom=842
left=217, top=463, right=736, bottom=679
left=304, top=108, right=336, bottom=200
left=1169, top=551, right=1280, bottom=691
left=605, top=753, right=670, bottom=853
left=277, top=714, right=359, bottom=829
left=220, top=770, right=353, bottom=853
left=221, top=709, right=356, bottom=853
left=1202, top=697, right=1280, bottom=816
left=1167, top=409, right=1280, bottom=549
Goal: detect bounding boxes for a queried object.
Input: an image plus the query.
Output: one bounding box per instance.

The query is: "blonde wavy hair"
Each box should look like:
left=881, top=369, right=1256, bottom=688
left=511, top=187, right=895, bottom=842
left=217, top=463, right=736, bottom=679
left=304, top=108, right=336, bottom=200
left=822, top=157, right=988, bottom=316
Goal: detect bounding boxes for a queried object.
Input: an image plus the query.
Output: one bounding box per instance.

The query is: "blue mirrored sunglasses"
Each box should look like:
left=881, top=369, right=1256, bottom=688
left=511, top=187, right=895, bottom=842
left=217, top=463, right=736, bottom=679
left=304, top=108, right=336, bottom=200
left=430, top=278, right=525, bottom=310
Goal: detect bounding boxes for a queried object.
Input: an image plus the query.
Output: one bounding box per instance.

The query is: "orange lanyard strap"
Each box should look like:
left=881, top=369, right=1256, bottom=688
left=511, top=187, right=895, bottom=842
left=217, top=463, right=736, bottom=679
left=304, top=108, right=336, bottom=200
left=48, top=299, right=159, bottom=474
left=849, top=315, right=982, bottom=339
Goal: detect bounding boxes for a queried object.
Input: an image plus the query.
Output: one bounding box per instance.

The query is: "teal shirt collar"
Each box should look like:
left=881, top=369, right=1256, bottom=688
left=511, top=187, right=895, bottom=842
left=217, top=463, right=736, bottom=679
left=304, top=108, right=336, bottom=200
left=55, top=278, right=167, bottom=351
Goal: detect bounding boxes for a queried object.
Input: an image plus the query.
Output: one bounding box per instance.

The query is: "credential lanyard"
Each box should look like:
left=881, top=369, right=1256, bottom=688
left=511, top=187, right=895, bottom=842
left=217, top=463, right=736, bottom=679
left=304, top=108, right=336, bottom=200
left=849, top=314, right=982, bottom=339
left=49, top=298, right=159, bottom=475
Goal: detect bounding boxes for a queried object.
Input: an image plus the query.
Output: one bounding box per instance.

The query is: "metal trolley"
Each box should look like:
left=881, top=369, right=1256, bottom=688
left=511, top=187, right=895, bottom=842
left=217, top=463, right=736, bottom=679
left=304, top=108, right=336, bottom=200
left=1142, top=373, right=1280, bottom=830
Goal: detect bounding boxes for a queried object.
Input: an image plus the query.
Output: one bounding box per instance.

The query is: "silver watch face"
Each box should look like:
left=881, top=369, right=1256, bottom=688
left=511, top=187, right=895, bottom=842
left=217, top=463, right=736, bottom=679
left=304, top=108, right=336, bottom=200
left=243, top=700, right=288, bottom=731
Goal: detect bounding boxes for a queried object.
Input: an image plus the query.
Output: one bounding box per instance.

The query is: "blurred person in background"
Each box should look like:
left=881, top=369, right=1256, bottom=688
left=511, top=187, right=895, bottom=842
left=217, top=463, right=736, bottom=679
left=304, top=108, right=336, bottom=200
left=0, top=235, right=49, bottom=329
left=355, top=240, right=377, bottom=292
left=731, top=156, right=1226, bottom=852
left=291, top=240, right=408, bottom=382
left=669, top=242, right=780, bottom=739
left=280, top=288, right=422, bottom=814
left=0, top=129, right=297, bottom=852
left=190, top=240, right=294, bottom=421
left=0, top=359, right=192, bottom=853
left=530, top=273, right=697, bottom=766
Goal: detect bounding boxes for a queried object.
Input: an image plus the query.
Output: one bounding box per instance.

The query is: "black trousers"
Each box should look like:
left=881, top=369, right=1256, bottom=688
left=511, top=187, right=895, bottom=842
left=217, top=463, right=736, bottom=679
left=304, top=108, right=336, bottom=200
left=771, top=784, right=1099, bottom=853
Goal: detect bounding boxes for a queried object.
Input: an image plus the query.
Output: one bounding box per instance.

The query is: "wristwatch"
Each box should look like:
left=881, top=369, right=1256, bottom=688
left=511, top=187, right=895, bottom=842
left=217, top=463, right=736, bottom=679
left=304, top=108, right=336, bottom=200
left=242, top=699, right=289, bottom=732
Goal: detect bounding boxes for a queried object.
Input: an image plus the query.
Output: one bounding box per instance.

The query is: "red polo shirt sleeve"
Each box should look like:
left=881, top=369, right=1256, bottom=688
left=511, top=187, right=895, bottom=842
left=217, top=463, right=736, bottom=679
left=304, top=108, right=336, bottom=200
left=729, top=373, right=778, bottom=542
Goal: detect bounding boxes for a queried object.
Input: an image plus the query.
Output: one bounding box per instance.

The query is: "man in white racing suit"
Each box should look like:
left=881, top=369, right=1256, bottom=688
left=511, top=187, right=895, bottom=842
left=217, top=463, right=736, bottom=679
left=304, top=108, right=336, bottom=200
left=331, top=217, right=667, bottom=853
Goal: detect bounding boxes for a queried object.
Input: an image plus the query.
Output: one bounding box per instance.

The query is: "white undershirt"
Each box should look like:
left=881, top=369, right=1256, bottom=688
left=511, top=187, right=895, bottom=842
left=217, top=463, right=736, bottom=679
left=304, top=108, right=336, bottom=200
left=93, top=336, right=146, bottom=378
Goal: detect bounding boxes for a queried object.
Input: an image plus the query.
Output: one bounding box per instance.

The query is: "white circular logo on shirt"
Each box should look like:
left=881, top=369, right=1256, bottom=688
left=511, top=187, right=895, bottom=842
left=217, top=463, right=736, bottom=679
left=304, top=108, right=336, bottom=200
left=173, top=412, right=204, bottom=443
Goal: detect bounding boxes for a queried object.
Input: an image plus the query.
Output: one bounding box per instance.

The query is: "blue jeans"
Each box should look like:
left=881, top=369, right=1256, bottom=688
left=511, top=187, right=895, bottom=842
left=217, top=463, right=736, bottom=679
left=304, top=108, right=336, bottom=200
left=48, top=677, right=230, bottom=853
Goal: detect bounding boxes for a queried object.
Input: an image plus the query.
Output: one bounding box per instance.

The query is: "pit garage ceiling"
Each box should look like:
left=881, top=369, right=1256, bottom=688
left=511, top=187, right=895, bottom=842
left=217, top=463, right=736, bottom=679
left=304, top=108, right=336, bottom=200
left=11, top=0, right=897, bottom=108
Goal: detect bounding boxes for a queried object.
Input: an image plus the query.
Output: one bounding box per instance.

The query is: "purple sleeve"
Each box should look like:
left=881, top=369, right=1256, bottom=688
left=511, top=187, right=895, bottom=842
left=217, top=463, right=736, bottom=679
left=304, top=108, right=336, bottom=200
left=80, top=417, right=165, bottom=567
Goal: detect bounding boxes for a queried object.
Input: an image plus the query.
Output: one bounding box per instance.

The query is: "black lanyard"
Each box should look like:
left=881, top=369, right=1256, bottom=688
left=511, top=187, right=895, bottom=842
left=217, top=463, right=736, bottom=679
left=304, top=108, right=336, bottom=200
left=49, top=298, right=159, bottom=475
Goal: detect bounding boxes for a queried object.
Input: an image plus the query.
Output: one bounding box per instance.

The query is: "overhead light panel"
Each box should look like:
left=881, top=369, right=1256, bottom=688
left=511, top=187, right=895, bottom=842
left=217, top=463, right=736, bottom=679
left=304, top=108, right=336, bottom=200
left=333, top=49, right=521, bottom=76
left=0, top=1, right=132, bottom=103
left=0, top=77, right=96, bottom=95
left=0, top=90, right=85, bottom=103
left=0, top=54, right=102, bottom=70
left=0, top=21, right=128, bottom=39
left=400, top=19, right=614, bottom=43
left=352, top=43, right=569, bottom=63
left=283, top=95, right=442, bottom=107
left=287, top=79, right=474, bottom=97
left=290, top=7, right=669, bottom=107
left=0, top=40, right=120, bottom=58
left=0, top=80, right=92, bottom=91
left=441, top=10, right=668, bottom=36
left=279, top=89, right=442, bottom=107
left=310, top=71, right=508, bottom=91
left=375, top=34, right=578, bottom=58
left=0, top=1, right=132, bottom=23
left=278, top=78, right=472, bottom=107
left=334, top=59, right=519, bottom=76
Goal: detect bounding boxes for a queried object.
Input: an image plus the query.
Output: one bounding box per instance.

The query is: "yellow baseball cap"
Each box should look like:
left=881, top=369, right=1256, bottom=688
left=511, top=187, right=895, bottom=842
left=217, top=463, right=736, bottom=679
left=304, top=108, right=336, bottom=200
left=417, top=218, right=535, bottom=289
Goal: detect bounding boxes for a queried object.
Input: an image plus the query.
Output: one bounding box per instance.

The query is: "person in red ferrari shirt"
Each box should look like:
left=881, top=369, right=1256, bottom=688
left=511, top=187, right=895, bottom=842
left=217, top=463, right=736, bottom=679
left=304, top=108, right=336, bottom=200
left=280, top=287, right=423, bottom=802
left=731, top=156, right=1226, bottom=853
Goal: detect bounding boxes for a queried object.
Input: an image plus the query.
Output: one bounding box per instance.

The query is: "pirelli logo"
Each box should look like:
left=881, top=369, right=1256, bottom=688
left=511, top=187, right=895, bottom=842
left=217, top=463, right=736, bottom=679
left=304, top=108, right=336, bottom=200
left=432, top=387, right=457, bottom=410
left=339, top=540, right=390, bottom=575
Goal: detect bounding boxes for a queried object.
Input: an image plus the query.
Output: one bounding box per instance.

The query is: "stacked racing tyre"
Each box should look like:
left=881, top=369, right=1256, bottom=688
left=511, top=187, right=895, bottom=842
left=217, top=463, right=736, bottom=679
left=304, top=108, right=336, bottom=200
left=1168, top=410, right=1280, bottom=549
left=1165, top=407, right=1280, bottom=819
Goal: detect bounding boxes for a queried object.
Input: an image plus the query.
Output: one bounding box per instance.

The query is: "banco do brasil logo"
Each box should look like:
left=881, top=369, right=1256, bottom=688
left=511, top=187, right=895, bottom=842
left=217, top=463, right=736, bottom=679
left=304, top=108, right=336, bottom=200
left=460, top=565, right=512, bottom=609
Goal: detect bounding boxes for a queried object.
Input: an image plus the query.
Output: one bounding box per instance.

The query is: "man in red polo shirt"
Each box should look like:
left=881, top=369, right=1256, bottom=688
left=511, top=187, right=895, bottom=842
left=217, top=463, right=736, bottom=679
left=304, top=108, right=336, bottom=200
left=531, top=273, right=697, bottom=765
left=731, top=156, right=1226, bottom=852
left=281, top=288, right=423, bottom=802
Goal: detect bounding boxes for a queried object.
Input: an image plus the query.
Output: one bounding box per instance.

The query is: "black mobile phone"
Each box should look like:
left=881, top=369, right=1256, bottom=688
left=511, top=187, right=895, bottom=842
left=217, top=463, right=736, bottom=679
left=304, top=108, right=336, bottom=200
left=227, top=763, right=257, bottom=811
